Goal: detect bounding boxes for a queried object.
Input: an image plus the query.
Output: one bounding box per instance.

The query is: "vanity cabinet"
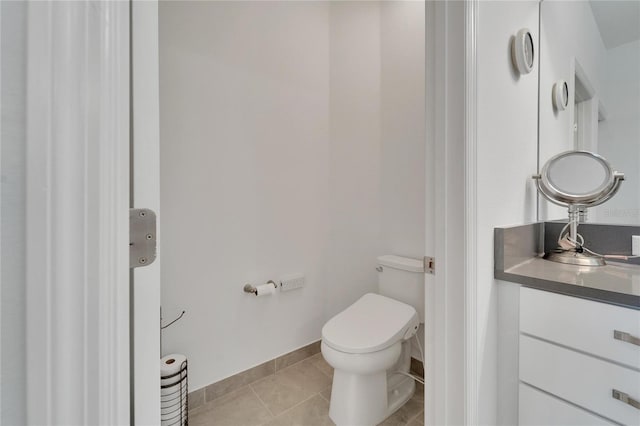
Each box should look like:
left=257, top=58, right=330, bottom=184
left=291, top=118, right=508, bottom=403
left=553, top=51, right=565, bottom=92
left=518, top=287, right=640, bottom=425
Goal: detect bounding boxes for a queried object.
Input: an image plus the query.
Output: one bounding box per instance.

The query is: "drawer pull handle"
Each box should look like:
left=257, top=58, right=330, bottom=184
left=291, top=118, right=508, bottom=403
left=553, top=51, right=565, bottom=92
left=612, top=389, right=640, bottom=410
left=613, top=330, right=640, bottom=346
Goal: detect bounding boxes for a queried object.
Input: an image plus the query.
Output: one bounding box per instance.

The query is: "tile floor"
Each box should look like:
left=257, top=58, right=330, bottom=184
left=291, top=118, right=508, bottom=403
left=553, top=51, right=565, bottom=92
left=189, top=353, right=424, bottom=426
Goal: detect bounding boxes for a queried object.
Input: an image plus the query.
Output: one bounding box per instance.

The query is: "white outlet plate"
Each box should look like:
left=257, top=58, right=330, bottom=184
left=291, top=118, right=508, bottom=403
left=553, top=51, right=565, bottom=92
left=280, top=274, right=305, bottom=292
left=632, top=235, right=640, bottom=256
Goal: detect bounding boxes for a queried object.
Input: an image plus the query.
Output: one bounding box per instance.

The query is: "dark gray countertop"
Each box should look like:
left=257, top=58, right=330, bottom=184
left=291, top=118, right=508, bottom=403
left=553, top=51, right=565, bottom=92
left=496, top=256, right=640, bottom=310
left=495, top=223, right=640, bottom=310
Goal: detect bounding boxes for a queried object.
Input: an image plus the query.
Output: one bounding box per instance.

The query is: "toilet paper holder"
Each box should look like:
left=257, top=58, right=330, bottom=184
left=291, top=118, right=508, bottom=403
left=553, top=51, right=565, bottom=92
left=244, top=280, right=278, bottom=295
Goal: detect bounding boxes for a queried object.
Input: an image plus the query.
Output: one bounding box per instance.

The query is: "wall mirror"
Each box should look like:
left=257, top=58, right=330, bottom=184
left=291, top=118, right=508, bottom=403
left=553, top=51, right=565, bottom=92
left=538, top=0, right=640, bottom=225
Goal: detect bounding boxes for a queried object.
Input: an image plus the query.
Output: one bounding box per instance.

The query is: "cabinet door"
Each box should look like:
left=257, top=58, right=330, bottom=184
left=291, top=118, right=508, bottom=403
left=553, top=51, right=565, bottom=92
left=520, top=383, right=615, bottom=426
left=520, top=335, right=640, bottom=425
left=520, top=287, right=640, bottom=370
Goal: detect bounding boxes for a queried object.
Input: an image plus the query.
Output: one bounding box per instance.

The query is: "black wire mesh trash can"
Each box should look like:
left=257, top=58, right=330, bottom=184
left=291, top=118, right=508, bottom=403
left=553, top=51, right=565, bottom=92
left=161, top=358, right=188, bottom=426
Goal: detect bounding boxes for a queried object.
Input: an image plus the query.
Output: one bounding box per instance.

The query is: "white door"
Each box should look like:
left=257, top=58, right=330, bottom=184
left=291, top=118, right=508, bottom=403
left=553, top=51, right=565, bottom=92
left=1, top=1, right=165, bottom=424
left=3, top=1, right=131, bottom=424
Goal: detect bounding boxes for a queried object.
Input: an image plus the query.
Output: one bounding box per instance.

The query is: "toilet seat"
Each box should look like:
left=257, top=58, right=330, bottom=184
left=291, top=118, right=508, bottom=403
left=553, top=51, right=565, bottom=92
left=322, top=293, right=419, bottom=354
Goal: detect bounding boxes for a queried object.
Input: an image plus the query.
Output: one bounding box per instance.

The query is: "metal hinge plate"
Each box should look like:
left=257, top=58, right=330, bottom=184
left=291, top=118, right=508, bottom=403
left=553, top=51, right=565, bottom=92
left=130, top=208, right=157, bottom=268
left=424, top=256, right=435, bottom=275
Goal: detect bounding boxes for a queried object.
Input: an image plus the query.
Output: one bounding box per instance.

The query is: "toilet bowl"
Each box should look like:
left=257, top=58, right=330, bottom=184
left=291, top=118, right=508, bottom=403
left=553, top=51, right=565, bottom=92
left=321, top=293, right=420, bottom=426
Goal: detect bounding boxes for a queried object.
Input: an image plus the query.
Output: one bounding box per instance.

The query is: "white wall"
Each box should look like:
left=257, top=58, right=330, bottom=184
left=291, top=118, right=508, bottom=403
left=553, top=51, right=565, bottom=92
left=476, top=2, right=539, bottom=424
left=159, top=1, right=332, bottom=391
left=0, top=2, right=27, bottom=423
left=380, top=1, right=426, bottom=259
left=159, top=1, right=426, bottom=391
left=325, top=0, right=426, bottom=319
left=595, top=39, right=640, bottom=224
left=325, top=1, right=381, bottom=321
left=538, top=0, right=606, bottom=221
left=380, top=0, right=426, bottom=359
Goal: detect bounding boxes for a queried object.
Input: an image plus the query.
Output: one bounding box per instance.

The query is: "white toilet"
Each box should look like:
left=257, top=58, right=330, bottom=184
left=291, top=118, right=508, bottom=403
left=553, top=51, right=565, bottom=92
left=321, top=255, right=425, bottom=426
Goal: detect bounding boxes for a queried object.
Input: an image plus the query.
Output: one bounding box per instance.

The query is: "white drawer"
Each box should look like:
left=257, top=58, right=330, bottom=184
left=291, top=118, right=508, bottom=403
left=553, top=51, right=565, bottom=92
left=520, top=287, right=640, bottom=369
left=519, top=383, right=615, bottom=426
left=520, top=335, right=640, bottom=425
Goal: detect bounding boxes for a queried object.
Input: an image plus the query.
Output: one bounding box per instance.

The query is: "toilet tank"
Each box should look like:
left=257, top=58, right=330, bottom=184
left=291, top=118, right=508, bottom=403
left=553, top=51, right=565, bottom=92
left=377, top=255, right=425, bottom=322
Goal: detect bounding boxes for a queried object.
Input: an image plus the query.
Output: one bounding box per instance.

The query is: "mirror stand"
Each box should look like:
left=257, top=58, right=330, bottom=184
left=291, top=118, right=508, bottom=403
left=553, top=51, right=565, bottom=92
left=544, top=249, right=606, bottom=267
left=543, top=206, right=606, bottom=266
left=534, top=151, right=624, bottom=267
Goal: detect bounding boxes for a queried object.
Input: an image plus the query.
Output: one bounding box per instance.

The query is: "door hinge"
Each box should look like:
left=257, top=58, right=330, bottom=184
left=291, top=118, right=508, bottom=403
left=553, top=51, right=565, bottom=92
left=130, top=208, right=157, bottom=268
left=424, top=256, right=435, bottom=275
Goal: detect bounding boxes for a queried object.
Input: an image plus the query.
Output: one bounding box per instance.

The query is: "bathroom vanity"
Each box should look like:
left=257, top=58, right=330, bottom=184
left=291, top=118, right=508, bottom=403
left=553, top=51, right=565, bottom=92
left=518, top=287, right=639, bottom=425
left=495, top=223, right=640, bottom=425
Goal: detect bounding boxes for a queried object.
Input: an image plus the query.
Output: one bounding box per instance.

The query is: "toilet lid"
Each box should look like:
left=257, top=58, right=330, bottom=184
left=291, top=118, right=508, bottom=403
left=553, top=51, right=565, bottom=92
left=322, top=293, right=418, bottom=354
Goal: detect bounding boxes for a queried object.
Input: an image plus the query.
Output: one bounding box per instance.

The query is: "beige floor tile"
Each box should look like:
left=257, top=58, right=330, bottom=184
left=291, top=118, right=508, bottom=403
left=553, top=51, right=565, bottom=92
left=263, top=395, right=335, bottom=426
left=188, top=387, right=205, bottom=411
left=320, top=385, right=332, bottom=403
left=308, top=353, right=334, bottom=378
left=251, top=358, right=332, bottom=416
left=407, top=411, right=424, bottom=425
left=188, top=386, right=273, bottom=426
left=378, top=382, right=424, bottom=426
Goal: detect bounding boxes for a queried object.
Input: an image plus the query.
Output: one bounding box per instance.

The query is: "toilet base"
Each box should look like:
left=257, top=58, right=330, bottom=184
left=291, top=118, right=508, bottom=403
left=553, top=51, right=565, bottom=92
left=329, top=368, right=387, bottom=426
left=329, top=369, right=415, bottom=426
left=386, top=372, right=416, bottom=418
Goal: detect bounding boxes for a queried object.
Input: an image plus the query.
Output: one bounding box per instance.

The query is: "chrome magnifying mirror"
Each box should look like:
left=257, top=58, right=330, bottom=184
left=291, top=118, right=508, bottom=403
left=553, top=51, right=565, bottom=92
left=533, top=150, right=625, bottom=266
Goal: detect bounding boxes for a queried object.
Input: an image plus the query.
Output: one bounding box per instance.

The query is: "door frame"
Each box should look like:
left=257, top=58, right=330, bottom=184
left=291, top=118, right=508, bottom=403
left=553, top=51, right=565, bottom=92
left=131, top=1, right=162, bottom=425
left=464, top=1, right=479, bottom=423
left=430, top=1, right=478, bottom=425
left=126, top=1, right=479, bottom=424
